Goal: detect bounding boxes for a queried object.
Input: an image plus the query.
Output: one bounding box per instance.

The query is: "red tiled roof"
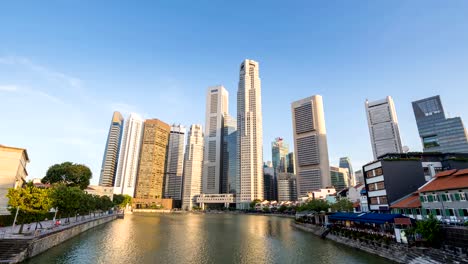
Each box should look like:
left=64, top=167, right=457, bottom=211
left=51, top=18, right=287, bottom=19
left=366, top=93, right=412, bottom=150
left=390, top=193, right=421, bottom=209
left=354, top=183, right=363, bottom=189
left=435, top=169, right=457, bottom=177
left=419, top=169, right=468, bottom=192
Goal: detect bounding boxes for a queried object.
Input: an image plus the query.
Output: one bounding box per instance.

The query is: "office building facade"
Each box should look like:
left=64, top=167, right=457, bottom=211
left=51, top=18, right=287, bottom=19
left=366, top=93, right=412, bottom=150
left=412, top=95, right=468, bottom=153
left=182, top=125, right=204, bottom=210
left=222, top=115, right=237, bottom=194
left=339, top=157, right=354, bottom=186
left=330, top=166, right=351, bottom=191
left=291, top=95, right=330, bottom=197
left=203, top=86, right=229, bottom=194
left=277, top=172, right=297, bottom=202
left=164, top=125, right=186, bottom=201
left=99, top=111, right=124, bottom=187
left=114, top=113, right=144, bottom=197
left=135, top=119, right=170, bottom=201
left=263, top=165, right=275, bottom=201
left=237, top=59, right=264, bottom=208
left=365, top=96, right=403, bottom=159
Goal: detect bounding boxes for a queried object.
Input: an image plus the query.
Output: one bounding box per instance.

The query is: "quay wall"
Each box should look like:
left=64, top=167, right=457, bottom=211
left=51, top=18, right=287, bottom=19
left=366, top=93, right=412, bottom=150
left=25, top=215, right=117, bottom=261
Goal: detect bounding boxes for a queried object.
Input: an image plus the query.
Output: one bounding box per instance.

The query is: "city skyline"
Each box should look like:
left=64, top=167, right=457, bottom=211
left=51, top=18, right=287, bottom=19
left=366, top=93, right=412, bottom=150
left=2, top=2, right=468, bottom=184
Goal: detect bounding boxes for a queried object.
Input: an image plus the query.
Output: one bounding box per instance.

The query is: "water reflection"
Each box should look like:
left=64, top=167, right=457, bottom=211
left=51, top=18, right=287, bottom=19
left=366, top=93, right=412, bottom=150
left=26, top=214, right=393, bottom=264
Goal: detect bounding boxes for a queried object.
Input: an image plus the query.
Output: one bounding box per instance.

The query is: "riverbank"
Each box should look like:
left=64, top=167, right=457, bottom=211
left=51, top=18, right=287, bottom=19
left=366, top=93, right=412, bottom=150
left=292, top=222, right=466, bottom=264
left=0, top=214, right=118, bottom=263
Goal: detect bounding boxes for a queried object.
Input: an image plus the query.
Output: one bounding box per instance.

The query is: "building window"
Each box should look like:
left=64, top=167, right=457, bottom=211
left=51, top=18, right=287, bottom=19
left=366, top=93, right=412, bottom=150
left=446, top=209, right=455, bottom=216
left=460, top=192, right=467, bottom=201
left=433, top=194, right=439, bottom=202
left=422, top=135, right=439, bottom=148
left=428, top=195, right=434, bottom=202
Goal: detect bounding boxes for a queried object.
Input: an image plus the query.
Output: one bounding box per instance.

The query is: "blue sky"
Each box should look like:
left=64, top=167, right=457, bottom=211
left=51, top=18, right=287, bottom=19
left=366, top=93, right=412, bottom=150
left=1, top=1, right=468, bottom=185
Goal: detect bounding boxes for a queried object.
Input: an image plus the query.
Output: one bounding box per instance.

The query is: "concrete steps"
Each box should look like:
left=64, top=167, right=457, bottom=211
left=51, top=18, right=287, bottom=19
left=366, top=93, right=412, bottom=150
left=0, top=239, right=30, bottom=263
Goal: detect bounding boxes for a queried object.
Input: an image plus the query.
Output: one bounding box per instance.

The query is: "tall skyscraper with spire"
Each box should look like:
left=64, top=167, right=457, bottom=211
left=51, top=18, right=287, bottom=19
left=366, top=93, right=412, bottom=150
left=182, top=124, right=204, bottom=210
left=365, top=96, right=403, bottom=159
left=114, top=113, right=144, bottom=197
left=203, top=86, right=228, bottom=194
left=237, top=59, right=264, bottom=208
left=164, top=124, right=186, bottom=200
left=99, top=111, right=124, bottom=187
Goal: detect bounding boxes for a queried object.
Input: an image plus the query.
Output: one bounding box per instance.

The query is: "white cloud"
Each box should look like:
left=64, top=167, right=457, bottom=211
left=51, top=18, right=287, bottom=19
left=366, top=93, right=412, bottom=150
left=0, top=55, right=83, bottom=90
left=0, top=84, right=19, bottom=92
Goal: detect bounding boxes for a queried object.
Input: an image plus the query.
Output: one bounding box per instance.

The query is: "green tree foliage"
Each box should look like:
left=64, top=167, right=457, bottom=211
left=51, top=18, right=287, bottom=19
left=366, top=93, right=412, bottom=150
left=415, top=214, right=442, bottom=247
left=7, top=183, right=53, bottom=233
left=250, top=199, right=261, bottom=209
left=278, top=205, right=288, bottom=213
left=51, top=184, right=83, bottom=222
left=42, top=162, right=92, bottom=190
left=297, top=199, right=330, bottom=212
left=331, top=198, right=354, bottom=212
left=113, top=194, right=132, bottom=208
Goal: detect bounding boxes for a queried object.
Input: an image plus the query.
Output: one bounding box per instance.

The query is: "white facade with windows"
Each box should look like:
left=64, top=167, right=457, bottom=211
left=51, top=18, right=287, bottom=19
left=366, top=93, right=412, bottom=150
left=291, top=95, right=330, bottom=197
left=203, top=86, right=228, bottom=194
left=237, top=59, right=264, bottom=208
left=114, top=113, right=144, bottom=197
left=182, top=125, right=204, bottom=210
left=365, top=96, right=403, bottom=159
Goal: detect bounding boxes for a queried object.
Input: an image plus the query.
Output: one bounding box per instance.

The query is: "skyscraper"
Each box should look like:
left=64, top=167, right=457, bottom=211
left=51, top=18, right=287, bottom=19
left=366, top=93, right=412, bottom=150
left=286, top=152, right=296, bottom=174
left=277, top=173, right=297, bottom=202
left=164, top=124, right=186, bottom=201
left=222, top=115, right=237, bottom=194
left=365, top=96, right=403, bottom=159
left=330, top=166, right=351, bottom=191
left=237, top=59, right=264, bottom=208
left=135, top=119, right=170, bottom=202
left=412, top=95, right=468, bottom=153
left=272, top=137, right=289, bottom=174
left=203, top=86, right=228, bottom=194
left=182, top=124, right=204, bottom=210
left=99, top=111, right=124, bottom=187
left=339, top=157, right=354, bottom=186
left=114, top=113, right=144, bottom=197
left=291, top=95, right=330, bottom=197
left=263, top=163, right=275, bottom=201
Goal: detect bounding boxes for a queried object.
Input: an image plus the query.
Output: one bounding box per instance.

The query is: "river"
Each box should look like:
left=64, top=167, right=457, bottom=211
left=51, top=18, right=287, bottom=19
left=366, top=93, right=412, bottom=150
left=26, top=213, right=392, bottom=264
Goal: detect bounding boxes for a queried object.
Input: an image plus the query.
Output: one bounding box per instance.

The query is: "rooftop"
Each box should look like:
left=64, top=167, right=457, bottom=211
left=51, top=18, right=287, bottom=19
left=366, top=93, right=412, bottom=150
left=419, top=169, right=468, bottom=192
left=390, top=193, right=421, bottom=209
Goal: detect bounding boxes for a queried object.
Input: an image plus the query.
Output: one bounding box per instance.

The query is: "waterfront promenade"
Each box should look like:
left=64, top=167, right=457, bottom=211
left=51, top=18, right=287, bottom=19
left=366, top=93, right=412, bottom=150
left=0, top=212, right=116, bottom=239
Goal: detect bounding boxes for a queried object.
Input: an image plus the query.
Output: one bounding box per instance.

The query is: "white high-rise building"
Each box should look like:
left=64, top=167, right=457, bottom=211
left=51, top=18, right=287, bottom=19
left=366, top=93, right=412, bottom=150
left=237, top=59, right=264, bottom=208
left=164, top=124, right=186, bottom=200
left=365, top=96, right=403, bottom=159
left=291, top=95, right=330, bottom=197
left=182, top=125, right=204, bottom=210
left=203, top=86, right=228, bottom=194
left=114, top=113, right=144, bottom=197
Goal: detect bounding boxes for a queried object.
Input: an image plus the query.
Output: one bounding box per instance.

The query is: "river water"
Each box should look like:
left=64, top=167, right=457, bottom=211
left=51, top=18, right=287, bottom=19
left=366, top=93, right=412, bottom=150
left=26, top=214, right=392, bottom=264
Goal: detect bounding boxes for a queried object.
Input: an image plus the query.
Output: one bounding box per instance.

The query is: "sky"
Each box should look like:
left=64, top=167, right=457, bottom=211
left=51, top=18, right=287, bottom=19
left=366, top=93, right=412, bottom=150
left=1, top=1, right=468, bottom=185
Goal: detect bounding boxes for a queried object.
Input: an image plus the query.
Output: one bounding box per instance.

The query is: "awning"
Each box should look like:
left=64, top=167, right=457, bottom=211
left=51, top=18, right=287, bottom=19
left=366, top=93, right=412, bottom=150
left=329, top=212, right=408, bottom=224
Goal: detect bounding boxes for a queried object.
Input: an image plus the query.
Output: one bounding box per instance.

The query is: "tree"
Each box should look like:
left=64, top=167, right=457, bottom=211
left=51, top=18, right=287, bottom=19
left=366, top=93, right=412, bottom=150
left=250, top=199, right=261, bottom=209
left=113, top=194, right=132, bottom=209
left=415, top=214, right=441, bottom=247
left=297, top=199, right=330, bottom=212
left=331, top=198, right=353, bottom=212
left=7, top=184, right=53, bottom=233
left=51, top=184, right=83, bottom=222
left=278, top=205, right=287, bottom=213
left=42, top=162, right=92, bottom=190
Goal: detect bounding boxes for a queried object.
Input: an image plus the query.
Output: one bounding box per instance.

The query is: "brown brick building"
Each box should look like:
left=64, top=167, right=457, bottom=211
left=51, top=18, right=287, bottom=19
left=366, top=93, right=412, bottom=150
left=134, top=119, right=170, bottom=206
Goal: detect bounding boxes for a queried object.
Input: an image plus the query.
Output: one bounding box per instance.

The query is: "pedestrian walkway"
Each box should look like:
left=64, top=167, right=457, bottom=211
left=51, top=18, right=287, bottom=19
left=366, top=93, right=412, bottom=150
left=0, top=212, right=113, bottom=240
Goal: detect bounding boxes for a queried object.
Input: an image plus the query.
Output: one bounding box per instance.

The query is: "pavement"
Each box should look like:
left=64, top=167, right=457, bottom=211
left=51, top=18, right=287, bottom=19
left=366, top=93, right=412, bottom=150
left=0, top=213, right=114, bottom=240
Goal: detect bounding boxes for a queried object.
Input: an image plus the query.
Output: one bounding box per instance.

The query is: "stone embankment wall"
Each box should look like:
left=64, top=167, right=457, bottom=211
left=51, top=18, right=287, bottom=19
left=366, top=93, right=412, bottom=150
left=292, top=222, right=467, bottom=264
left=25, top=215, right=117, bottom=261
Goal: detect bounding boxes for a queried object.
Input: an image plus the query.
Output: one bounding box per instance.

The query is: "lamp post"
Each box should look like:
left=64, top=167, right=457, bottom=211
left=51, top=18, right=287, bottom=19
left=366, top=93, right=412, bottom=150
left=11, top=207, right=19, bottom=233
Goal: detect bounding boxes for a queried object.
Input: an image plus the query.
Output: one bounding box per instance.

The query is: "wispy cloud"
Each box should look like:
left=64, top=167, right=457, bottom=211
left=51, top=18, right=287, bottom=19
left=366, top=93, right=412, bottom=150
left=0, top=84, right=19, bottom=92
left=0, top=83, right=65, bottom=104
left=0, top=55, right=83, bottom=90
